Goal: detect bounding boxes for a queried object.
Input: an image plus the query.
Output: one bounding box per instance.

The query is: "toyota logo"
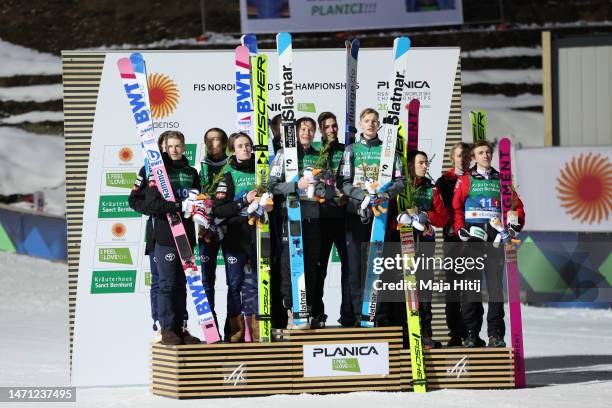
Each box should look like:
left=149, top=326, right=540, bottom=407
left=227, top=256, right=238, bottom=264
left=165, top=253, right=176, bottom=262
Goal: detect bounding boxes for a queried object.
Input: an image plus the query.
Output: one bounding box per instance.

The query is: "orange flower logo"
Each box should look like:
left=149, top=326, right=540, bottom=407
left=118, top=147, right=133, bottom=162
left=111, top=223, right=127, bottom=238
left=556, top=153, right=611, bottom=224
left=147, top=73, right=179, bottom=119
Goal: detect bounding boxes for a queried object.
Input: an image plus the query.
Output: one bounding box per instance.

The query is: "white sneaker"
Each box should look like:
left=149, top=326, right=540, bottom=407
left=153, top=320, right=162, bottom=343
left=286, top=309, right=310, bottom=330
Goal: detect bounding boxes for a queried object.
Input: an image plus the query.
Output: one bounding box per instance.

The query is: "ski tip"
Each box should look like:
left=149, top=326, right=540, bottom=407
left=408, top=98, right=420, bottom=110
left=117, top=58, right=135, bottom=76
left=129, top=52, right=146, bottom=73
left=277, top=32, right=292, bottom=53
left=351, top=38, right=360, bottom=58
left=236, top=45, right=250, bottom=62
left=499, top=138, right=511, bottom=149
left=242, top=33, right=258, bottom=53
left=395, top=36, right=411, bottom=58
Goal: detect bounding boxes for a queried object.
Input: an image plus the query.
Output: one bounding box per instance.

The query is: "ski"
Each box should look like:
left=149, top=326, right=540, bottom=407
left=498, top=138, right=526, bottom=388
left=236, top=45, right=252, bottom=135
left=469, top=110, right=487, bottom=143
left=252, top=53, right=273, bottom=342
left=396, top=98, right=427, bottom=392
left=345, top=38, right=360, bottom=146
left=361, top=37, right=411, bottom=327
left=118, top=54, right=220, bottom=344
left=277, top=32, right=309, bottom=327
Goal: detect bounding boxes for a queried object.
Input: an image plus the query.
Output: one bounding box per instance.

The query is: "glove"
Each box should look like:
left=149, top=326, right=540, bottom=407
left=193, top=207, right=211, bottom=229
left=506, top=211, right=521, bottom=237
left=358, top=205, right=373, bottom=223
left=396, top=211, right=412, bottom=229
left=181, top=196, right=204, bottom=218
left=377, top=191, right=390, bottom=203
left=458, top=226, right=488, bottom=242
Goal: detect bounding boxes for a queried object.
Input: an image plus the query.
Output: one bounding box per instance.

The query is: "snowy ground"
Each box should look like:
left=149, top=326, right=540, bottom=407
left=1, top=251, right=611, bottom=407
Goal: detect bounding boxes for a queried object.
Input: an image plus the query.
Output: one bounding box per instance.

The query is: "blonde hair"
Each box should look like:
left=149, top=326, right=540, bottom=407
left=359, top=108, right=379, bottom=120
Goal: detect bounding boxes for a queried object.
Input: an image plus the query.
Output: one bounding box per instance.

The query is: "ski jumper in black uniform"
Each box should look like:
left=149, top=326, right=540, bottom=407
left=142, top=153, right=200, bottom=339
left=435, top=167, right=468, bottom=344
left=337, top=134, right=406, bottom=325
left=268, top=145, right=325, bottom=325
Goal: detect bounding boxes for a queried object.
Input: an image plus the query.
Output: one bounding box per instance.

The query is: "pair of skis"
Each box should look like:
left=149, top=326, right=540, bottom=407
left=117, top=54, right=220, bottom=344
left=396, top=99, right=427, bottom=392
left=360, top=37, right=411, bottom=327
left=470, top=111, right=525, bottom=387
left=235, top=35, right=272, bottom=342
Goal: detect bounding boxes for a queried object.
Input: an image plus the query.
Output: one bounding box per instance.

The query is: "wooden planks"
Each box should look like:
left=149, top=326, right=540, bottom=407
left=151, top=327, right=514, bottom=399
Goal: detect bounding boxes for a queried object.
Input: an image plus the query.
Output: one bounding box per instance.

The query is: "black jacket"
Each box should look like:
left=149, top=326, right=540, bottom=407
left=142, top=154, right=201, bottom=249
left=213, top=155, right=256, bottom=254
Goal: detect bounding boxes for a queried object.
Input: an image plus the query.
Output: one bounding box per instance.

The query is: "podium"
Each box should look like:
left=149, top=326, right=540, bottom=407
left=151, top=327, right=515, bottom=399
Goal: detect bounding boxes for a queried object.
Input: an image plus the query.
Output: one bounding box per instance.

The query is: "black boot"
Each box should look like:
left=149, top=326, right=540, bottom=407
left=160, top=329, right=183, bottom=346
left=488, top=331, right=506, bottom=347
left=422, top=336, right=442, bottom=349
left=447, top=334, right=465, bottom=347
left=464, top=331, right=485, bottom=348
left=311, top=314, right=327, bottom=329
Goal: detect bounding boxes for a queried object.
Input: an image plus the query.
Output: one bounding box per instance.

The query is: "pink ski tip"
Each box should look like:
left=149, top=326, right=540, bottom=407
left=117, top=58, right=136, bottom=78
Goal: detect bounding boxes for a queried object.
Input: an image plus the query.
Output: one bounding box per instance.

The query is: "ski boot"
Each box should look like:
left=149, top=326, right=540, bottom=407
left=464, top=331, right=486, bottom=348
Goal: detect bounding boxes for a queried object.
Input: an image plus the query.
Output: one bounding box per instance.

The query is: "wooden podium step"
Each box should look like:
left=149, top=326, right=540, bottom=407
left=151, top=327, right=515, bottom=399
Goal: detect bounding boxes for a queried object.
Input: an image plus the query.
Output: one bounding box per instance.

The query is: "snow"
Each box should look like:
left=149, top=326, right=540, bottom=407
left=0, top=84, right=62, bottom=103
left=462, top=69, right=542, bottom=85
left=461, top=47, right=542, bottom=58
left=1, top=251, right=611, bottom=407
left=0, top=126, right=65, bottom=215
left=0, top=39, right=61, bottom=76
left=462, top=93, right=542, bottom=109
left=0, top=111, right=63, bottom=124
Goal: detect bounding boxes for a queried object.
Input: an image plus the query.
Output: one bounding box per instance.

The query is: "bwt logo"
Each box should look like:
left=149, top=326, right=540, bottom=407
left=147, top=150, right=161, bottom=162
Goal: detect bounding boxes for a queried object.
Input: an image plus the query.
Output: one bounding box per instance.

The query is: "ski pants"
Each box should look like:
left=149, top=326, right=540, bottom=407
left=199, top=241, right=244, bottom=319
left=319, top=216, right=352, bottom=325
left=154, top=244, right=187, bottom=331
left=279, top=217, right=323, bottom=316
left=344, top=213, right=372, bottom=324
left=443, top=239, right=468, bottom=338
left=460, top=242, right=506, bottom=337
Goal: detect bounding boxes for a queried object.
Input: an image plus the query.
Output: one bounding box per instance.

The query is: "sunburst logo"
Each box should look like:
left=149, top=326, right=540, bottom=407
left=556, top=153, right=611, bottom=224
left=147, top=73, right=179, bottom=119
left=118, top=147, right=133, bottom=162
left=111, top=223, right=127, bottom=238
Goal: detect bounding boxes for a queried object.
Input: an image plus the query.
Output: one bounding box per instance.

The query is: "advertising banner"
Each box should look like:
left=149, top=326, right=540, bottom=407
left=303, top=342, right=389, bottom=377
left=70, top=47, right=458, bottom=386
left=515, top=146, right=612, bottom=232
left=240, top=0, right=463, bottom=33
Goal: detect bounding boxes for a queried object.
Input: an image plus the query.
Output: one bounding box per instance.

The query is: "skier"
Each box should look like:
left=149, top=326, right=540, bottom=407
left=128, top=131, right=189, bottom=342
left=268, top=113, right=287, bottom=329
left=141, top=131, right=203, bottom=345
left=435, top=141, right=470, bottom=346
left=316, top=111, right=353, bottom=327
left=452, top=140, right=525, bottom=347
left=197, top=128, right=237, bottom=340
left=213, top=132, right=271, bottom=341
left=400, top=150, right=448, bottom=348
left=337, top=108, right=406, bottom=326
left=268, top=116, right=325, bottom=329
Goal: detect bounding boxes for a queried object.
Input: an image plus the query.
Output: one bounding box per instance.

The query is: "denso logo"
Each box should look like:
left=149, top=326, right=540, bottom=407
left=312, top=346, right=379, bottom=358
